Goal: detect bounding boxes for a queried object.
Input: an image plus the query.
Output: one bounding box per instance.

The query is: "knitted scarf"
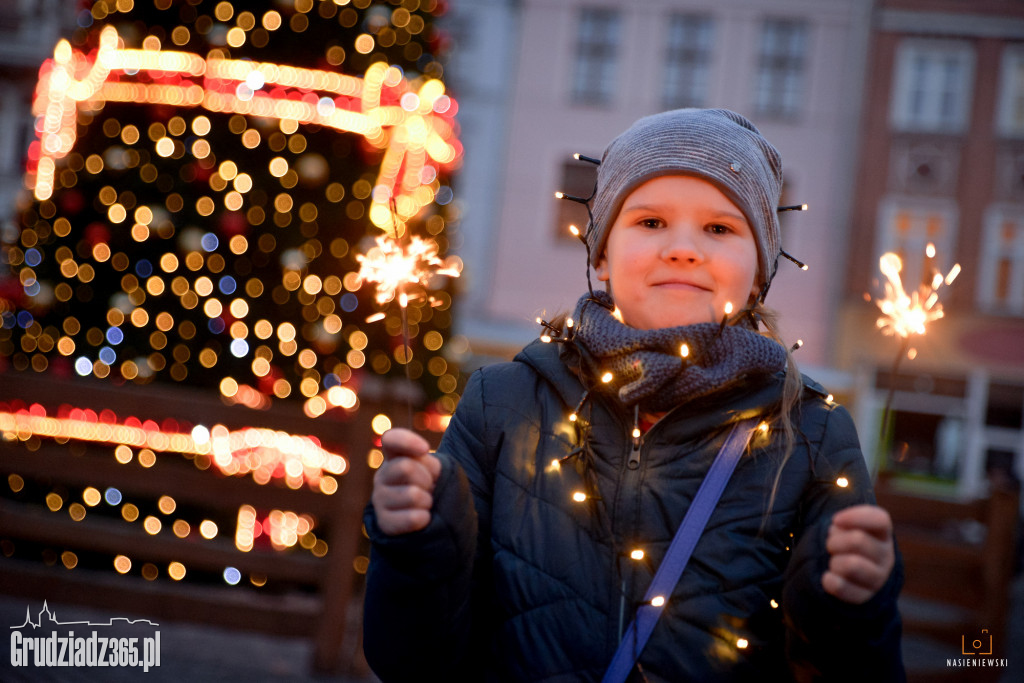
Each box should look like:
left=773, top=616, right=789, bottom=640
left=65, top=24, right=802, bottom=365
left=571, top=291, right=787, bottom=412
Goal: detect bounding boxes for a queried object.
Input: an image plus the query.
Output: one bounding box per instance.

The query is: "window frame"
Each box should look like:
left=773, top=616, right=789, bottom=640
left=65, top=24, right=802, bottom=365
left=661, top=13, right=714, bottom=110
left=996, top=44, right=1024, bottom=139
left=875, top=196, right=959, bottom=293
left=977, top=204, right=1024, bottom=314
left=753, top=18, right=809, bottom=120
left=570, top=7, right=622, bottom=106
left=889, top=39, right=975, bottom=134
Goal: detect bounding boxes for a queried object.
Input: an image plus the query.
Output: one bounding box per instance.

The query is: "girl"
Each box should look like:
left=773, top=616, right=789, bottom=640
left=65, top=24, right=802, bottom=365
left=363, top=108, right=904, bottom=682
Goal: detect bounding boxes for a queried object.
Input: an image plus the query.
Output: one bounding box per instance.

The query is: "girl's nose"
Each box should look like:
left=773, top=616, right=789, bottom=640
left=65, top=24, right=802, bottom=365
left=660, top=226, right=703, bottom=264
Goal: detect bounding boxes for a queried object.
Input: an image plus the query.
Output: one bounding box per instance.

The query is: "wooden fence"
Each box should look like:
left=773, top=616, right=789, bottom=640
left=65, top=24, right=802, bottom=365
left=0, top=370, right=382, bottom=673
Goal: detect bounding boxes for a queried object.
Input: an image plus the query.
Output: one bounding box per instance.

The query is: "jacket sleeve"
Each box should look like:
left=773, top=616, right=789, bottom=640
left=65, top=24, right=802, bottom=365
left=362, top=370, right=492, bottom=682
left=782, top=402, right=906, bottom=683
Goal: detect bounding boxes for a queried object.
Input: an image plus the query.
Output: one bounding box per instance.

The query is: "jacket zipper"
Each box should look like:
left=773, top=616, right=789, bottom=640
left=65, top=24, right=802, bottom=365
left=628, top=404, right=641, bottom=470
left=619, top=404, right=644, bottom=641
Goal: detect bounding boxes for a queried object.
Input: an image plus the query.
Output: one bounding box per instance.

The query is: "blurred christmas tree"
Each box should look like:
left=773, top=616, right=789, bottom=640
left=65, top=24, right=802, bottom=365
left=0, top=0, right=464, bottom=424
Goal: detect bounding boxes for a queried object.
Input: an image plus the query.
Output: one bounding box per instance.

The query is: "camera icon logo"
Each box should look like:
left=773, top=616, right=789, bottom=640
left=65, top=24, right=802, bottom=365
left=961, top=629, right=993, bottom=656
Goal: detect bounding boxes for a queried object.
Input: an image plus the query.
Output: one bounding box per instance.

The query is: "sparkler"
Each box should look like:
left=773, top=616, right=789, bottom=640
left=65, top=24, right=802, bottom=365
left=354, top=228, right=461, bottom=425
left=355, top=234, right=461, bottom=307
left=874, top=245, right=960, bottom=437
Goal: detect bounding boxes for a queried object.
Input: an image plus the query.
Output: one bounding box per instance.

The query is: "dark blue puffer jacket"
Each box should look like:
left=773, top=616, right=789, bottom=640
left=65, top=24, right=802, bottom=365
left=363, top=340, right=904, bottom=682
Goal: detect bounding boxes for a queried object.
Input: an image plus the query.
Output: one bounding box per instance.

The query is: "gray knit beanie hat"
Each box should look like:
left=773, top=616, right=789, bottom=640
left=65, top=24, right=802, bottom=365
left=587, top=108, right=784, bottom=288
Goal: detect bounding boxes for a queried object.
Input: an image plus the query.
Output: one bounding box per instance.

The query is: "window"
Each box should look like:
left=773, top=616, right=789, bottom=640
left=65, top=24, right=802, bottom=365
left=571, top=8, right=621, bottom=105
left=890, top=40, right=974, bottom=133
left=753, top=19, right=808, bottom=119
left=996, top=45, right=1024, bottom=138
left=876, top=198, right=958, bottom=290
left=978, top=206, right=1024, bottom=313
left=662, top=15, right=714, bottom=109
left=553, top=159, right=598, bottom=243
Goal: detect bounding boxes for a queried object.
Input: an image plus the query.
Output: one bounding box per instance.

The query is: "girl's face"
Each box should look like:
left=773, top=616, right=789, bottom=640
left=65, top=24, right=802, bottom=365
left=595, top=175, right=759, bottom=330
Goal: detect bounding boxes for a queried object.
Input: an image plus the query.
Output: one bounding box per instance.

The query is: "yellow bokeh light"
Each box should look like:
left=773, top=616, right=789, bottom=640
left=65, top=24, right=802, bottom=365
left=160, top=253, right=179, bottom=273
left=226, top=27, right=246, bottom=48
left=199, top=520, right=218, bottom=539
left=230, top=299, right=249, bottom=318
left=194, top=276, right=214, bottom=297
left=268, top=157, right=289, bottom=177
left=277, top=322, right=296, bottom=342
left=224, top=191, right=244, bottom=211
left=114, top=444, right=133, bottom=464
left=83, top=487, right=102, bottom=506
left=155, top=137, right=175, bottom=157
left=300, top=377, right=320, bottom=397
left=371, top=414, right=392, bottom=435
left=252, top=357, right=271, bottom=376
left=262, top=10, right=282, bottom=30
left=121, top=503, right=139, bottom=522
left=220, top=376, right=239, bottom=397
left=241, top=130, right=260, bottom=149
left=114, top=555, right=132, bottom=574
left=144, top=515, right=162, bottom=535
left=368, top=449, right=384, bottom=469
left=355, top=34, right=375, bottom=54
left=68, top=503, right=86, bottom=522
left=233, top=173, right=253, bottom=193
left=168, top=561, right=186, bottom=581
left=158, top=495, right=176, bottom=514
left=214, top=1, right=233, bottom=21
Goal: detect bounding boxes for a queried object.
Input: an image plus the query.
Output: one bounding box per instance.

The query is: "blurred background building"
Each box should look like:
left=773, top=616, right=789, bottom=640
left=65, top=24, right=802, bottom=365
left=838, top=0, right=1024, bottom=503
left=445, top=0, right=1024, bottom=503
left=447, top=0, right=873, bottom=380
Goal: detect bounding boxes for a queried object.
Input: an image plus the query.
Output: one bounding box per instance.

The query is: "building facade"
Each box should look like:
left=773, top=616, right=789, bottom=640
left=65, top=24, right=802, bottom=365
left=446, top=0, right=874, bottom=383
left=839, top=0, right=1024, bottom=496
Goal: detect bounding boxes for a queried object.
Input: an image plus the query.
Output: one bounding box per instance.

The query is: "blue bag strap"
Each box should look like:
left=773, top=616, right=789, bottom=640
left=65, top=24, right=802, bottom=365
left=601, top=418, right=758, bottom=683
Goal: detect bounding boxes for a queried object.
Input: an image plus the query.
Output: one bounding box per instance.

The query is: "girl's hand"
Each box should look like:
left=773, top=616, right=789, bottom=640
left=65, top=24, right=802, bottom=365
left=822, top=505, right=895, bottom=604
left=371, top=428, right=441, bottom=536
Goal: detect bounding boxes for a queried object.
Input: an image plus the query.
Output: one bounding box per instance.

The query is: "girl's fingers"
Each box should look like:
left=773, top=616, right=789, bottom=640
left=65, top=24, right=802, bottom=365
left=822, top=570, right=875, bottom=605
left=376, top=508, right=432, bottom=536
left=372, top=483, right=433, bottom=513
left=831, top=505, right=893, bottom=540
left=826, top=527, right=891, bottom=566
left=375, top=456, right=437, bottom=491
left=827, top=552, right=888, bottom=592
left=370, top=431, right=441, bottom=537
left=381, top=428, right=432, bottom=461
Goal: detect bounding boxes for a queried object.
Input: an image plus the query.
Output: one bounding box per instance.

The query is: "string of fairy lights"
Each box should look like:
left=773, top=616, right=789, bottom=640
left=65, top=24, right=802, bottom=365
left=536, top=150, right=944, bottom=652
left=1, top=0, right=461, bottom=590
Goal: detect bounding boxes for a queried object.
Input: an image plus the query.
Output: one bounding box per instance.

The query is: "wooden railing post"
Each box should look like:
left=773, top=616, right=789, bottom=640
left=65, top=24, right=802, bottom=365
left=311, top=404, right=376, bottom=673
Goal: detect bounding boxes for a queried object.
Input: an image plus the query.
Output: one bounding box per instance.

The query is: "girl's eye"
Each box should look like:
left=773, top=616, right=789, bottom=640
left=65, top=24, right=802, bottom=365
left=707, top=223, right=731, bottom=235
left=639, top=218, right=663, bottom=229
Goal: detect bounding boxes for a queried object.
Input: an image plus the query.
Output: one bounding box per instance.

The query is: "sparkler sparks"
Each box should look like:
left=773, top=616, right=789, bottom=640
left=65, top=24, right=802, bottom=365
left=354, top=234, right=461, bottom=308
left=353, top=230, right=461, bottom=427
left=874, top=244, right=961, bottom=438
left=874, top=250, right=959, bottom=339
